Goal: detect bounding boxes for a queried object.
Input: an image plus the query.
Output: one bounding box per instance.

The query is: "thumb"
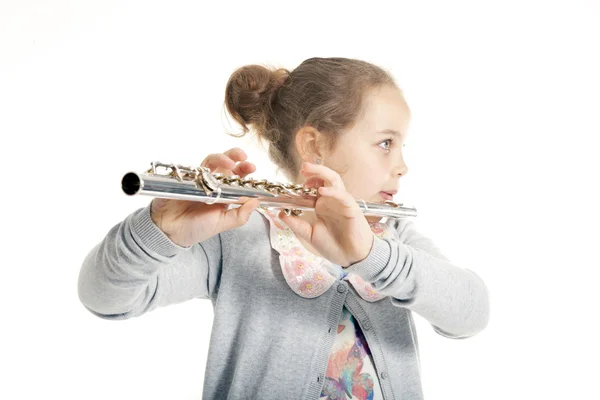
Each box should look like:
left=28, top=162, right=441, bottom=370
left=279, top=211, right=313, bottom=243
left=221, top=198, right=261, bottom=231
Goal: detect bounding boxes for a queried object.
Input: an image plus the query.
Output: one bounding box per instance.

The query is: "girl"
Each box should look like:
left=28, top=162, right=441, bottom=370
left=78, top=57, right=490, bottom=400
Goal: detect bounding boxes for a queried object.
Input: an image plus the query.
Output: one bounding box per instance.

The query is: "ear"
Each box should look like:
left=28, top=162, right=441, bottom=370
left=295, top=126, right=327, bottom=163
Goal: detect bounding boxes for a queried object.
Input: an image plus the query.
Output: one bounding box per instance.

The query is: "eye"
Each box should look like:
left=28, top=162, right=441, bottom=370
left=379, top=138, right=393, bottom=152
left=379, top=139, right=406, bottom=152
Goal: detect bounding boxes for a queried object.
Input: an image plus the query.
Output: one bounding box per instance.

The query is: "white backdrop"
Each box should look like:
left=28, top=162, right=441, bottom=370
left=1, top=0, right=599, bottom=399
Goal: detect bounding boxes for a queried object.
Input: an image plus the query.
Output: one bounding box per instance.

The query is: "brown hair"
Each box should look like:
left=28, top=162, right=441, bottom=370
left=224, top=57, right=398, bottom=181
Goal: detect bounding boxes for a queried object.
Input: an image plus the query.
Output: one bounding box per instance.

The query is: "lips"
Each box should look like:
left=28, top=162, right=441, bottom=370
left=379, top=192, right=394, bottom=201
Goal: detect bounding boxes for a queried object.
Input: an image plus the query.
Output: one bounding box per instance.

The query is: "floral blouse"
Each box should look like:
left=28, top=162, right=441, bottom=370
left=256, top=207, right=394, bottom=399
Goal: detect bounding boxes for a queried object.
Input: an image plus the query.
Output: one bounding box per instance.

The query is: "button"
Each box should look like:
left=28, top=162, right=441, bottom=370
left=380, top=371, right=388, bottom=380
left=363, top=321, right=372, bottom=330
left=337, top=284, right=347, bottom=293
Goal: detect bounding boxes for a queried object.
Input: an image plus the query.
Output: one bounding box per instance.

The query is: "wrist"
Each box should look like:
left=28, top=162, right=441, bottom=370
left=345, top=234, right=374, bottom=268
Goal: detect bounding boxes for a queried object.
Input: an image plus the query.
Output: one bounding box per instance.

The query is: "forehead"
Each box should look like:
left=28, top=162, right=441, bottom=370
left=356, top=86, right=411, bottom=136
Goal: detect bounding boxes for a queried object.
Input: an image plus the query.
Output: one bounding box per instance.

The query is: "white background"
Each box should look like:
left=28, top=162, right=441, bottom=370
left=1, top=0, right=599, bottom=399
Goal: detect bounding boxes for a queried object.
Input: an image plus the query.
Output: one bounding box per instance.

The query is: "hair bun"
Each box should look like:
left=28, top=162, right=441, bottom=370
left=225, top=64, right=290, bottom=134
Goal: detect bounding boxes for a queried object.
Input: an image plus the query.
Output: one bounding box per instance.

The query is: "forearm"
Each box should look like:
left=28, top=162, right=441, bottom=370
left=346, top=235, right=490, bottom=339
left=77, top=204, right=191, bottom=318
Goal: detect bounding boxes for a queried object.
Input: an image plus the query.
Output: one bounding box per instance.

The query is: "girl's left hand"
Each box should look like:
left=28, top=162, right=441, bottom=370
left=278, top=161, right=375, bottom=267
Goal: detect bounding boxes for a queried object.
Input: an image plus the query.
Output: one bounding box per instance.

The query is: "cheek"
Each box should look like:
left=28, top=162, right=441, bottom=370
left=343, top=167, right=383, bottom=199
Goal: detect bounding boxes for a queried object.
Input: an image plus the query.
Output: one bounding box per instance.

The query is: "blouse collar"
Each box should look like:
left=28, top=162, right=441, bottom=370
left=256, top=207, right=391, bottom=302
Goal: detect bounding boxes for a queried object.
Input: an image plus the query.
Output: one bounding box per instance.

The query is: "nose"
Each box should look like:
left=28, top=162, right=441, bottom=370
left=392, top=159, right=408, bottom=177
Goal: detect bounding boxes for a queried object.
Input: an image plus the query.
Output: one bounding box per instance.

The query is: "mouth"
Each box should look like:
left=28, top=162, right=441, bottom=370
left=379, top=191, right=394, bottom=201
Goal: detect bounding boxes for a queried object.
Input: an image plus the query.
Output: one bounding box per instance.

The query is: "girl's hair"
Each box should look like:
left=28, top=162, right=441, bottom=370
left=224, top=57, right=399, bottom=181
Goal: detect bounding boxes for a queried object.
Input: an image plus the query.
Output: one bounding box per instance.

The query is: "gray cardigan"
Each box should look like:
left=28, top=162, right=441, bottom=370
left=77, top=202, right=490, bottom=399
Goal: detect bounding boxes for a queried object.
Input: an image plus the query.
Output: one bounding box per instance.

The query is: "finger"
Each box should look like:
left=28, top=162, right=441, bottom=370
left=232, top=161, right=256, bottom=178
left=303, top=176, right=326, bottom=190
left=221, top=197, right=261, bottom=231
left=201, top=153, right=236, bottom=172
left=200, top=148, right=249, bottom=174
left=279, top=211, right=314, bottom=243
left=317, top=186, right=359, bottom=215
left=222, top=147, right=248, bottom=163
left=300, top=162, right=345, bottom=190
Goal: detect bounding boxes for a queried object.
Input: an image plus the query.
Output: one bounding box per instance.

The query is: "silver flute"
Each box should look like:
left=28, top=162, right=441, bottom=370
left=121, top=161, right=417, bottom=219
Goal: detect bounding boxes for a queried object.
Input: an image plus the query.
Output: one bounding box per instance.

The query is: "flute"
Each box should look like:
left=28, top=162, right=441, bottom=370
left=121, top=161, right=417, bottom=219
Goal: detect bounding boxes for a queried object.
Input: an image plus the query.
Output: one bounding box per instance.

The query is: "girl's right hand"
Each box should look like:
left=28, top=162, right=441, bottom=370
left=150, top=147, right=262, bottom=247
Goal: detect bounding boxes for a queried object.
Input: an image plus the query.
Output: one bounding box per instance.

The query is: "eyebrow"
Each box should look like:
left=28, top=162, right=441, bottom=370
left=377, top=129, right=404, bottom=137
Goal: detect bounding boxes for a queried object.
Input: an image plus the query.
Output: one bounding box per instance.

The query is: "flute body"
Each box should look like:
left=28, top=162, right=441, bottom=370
left=121, top=162, right=417, bottom=219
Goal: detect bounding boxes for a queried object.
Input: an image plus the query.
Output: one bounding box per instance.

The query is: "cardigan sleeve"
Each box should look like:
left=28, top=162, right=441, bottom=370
left=345, top=218, right=490, bottom=339
left=77, top=201, right=223, bottom=320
